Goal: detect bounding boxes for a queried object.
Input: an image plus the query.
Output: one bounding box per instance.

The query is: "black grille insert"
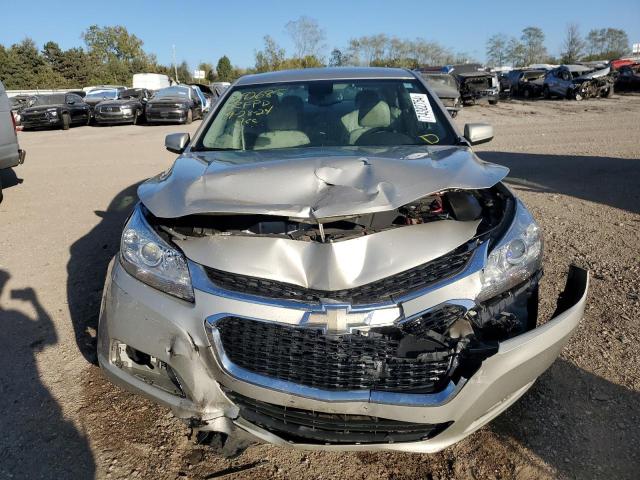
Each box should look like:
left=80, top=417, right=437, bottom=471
left=227, top=391, right=452, bottom=444
left=215, top=312, right=463, bottom=393
left=204, top=244, right=474, bottom=305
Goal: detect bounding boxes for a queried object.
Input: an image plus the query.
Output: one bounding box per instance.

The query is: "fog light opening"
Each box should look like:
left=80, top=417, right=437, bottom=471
left=111, top=341, right=186, bottom=397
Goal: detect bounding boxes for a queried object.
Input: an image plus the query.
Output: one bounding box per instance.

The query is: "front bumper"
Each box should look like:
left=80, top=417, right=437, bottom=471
left=21, top=116, right=61, bottom=128
left=98, top=258, right=588, bottom=452
left=95, top=111, right=136, bottom=124
left=146, top=109, right=188, bottom=123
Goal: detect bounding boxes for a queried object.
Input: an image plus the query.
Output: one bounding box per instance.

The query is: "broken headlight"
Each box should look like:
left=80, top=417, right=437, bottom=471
left=119, top=205, right=194, bottom=302
left=478, top=200, right=542, bottom=301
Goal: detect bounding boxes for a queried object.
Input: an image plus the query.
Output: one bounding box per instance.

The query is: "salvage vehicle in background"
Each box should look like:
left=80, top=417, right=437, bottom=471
left=543, top=65, right=614, bottom=100
left=84, top=86, right=127, bottom=116
left=98, top=67, right=588, bottom=454
left=505, top=69, right=547, bottom=98
left=9, top=94, right=36, bottom=126
left=145, top=85, right=204, bottom=124
left=614, top=64, right=640, bottom=91
left=20, top=93, right=90, bottom=130
left=455, top=71, right=499, bottom=105
left=189, top=84, right=211, bottom=113
left=419, top=72, right=462, bottom=117
left=94, top=88, right=151, bottom=126
left=0, top=80, right=26, bottom=202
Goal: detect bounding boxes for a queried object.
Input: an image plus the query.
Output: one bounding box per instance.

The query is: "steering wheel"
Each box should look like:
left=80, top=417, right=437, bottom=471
left=354, top=127, right=390, bottom=145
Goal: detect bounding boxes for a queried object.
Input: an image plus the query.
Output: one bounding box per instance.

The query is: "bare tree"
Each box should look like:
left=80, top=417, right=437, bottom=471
left=561, top=24, right=585, bottom=64
left=486, top=34, right=509, bottom=67
left=521, top=26, right=547, bottom=65
left=506, top=37, right=526, bottom=67
left=285, top=16, right=326, bottom=59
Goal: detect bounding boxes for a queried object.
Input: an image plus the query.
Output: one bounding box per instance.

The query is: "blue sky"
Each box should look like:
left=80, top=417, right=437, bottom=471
left=2, top=0, right=639, bottom=68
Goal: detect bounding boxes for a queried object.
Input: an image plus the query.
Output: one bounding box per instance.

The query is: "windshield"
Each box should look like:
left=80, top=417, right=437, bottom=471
left=86, top=89, right=118, bottom=100
left=196, top=79, right=456, bottom=152
left=422, top=74, right=458, bottom=90
left=153, top=86, right=190, bottom=98
left=33, top=95, right=66, bottom=106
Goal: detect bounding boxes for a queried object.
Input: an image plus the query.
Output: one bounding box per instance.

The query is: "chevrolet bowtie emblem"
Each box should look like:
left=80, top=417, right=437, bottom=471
left=301, top=305, right=401, bottom=334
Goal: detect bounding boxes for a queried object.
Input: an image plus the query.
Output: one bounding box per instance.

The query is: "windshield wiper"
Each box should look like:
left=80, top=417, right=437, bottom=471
left=198, top=147, right=242, bottom=152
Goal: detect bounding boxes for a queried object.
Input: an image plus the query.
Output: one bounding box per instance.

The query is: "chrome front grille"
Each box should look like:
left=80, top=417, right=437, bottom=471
left=213, top=308, right=466, bottom=393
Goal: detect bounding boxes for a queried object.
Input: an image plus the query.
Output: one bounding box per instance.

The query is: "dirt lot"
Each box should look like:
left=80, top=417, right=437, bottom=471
left=1, top=95, right=639, bottom=480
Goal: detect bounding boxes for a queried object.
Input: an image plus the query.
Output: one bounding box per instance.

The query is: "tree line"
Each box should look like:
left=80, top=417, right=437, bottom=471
left=0, top=19, right=632, bottom=90
left=486, top=25, right=630, bottom=67
left=0, top=25, right=241, bottom=90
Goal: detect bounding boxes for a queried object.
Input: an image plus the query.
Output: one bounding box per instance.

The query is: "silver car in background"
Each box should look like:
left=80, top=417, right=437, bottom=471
left=98, top=68, right=588, bottom=454
left=0, top=81, right=26, bottom=202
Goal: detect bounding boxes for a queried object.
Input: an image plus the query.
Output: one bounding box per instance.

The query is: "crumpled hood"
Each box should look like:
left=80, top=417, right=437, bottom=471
left=22, top=105, right=63, bottom=113
left=139, top=145, right=509, bottom=219
left=148, top=96, right=189, bottom=105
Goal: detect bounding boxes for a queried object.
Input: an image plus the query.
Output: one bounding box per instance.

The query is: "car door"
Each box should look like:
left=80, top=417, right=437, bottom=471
left=191, top=88, right=203, bottom=118
left=65, top=94, right=84, bottom=123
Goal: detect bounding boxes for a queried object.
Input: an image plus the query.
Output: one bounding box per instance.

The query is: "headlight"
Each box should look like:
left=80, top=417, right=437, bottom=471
left=478, top=200, right=543, bottom=301
left=47, top=109, right=58, bottom=116
left=119, top=206, right=194, bottom=302
left=121, top=107, right=133, bottom=114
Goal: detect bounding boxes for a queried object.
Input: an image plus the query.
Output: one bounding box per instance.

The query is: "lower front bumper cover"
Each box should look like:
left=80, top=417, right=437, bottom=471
left=98, top=260, right=588, bottom=452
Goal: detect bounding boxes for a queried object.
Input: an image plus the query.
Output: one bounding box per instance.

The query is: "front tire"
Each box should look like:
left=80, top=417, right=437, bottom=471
left=132, top=110, right=139, bottom=125
left=61, top=113, right=70, bottom=130
left=543, top=86, right=551, bottom=99
left=488, top=98, right=498, bottom=105
left=185, top=109, right=193, bottom=125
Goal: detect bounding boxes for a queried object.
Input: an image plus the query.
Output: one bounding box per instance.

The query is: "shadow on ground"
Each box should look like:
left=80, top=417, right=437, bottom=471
left=66, top=182, right=140, bottom=364
left=0, top=167, right=23, bottom=190
left=478, top=152, right=640, bottom=214
left=0, top=270, right=95, bottom=479
left=488, top=358, right=639, bottom=479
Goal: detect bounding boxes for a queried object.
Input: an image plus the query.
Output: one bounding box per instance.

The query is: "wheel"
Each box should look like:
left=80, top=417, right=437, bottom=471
left=543, top=86, right=551, bottom=99
left=488, top=99, right=498, bottom=105
left=132, top=110, right=139, bottom=125
left=61, top=113, right=70, bottom=130
left=185, top=109, right=193, bottom=124
left=602, top=85, right=614, bottom=98
left=523, top=88, right=531, bottom=99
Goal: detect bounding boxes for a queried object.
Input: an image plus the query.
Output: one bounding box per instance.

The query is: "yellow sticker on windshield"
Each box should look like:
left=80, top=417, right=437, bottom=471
left=420, top=134, right=440, bottom=144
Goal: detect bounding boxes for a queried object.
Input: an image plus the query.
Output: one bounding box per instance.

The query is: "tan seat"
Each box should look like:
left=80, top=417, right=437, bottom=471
left=348, top=96, right=391, bottom=144
left=254, top=100, right=310, bottom=150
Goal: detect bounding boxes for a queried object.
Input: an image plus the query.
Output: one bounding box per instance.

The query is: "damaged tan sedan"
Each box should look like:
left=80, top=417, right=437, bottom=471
left=98, top=67, right=588, bottom=454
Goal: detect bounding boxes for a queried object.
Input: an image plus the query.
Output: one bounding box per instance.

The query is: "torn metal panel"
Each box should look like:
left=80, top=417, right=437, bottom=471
left=575, top=66, right=610, bottom=80
left=138, top=145, right=508, bottom=219
left=175, top=219, right=480, bottom=290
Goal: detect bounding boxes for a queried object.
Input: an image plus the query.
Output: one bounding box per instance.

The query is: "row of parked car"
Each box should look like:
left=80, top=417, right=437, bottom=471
left=10, top=83, right=229, bottom=131
left=500, top=61, right=640, bottom=101
left=418, top=60, right=639, bottom=116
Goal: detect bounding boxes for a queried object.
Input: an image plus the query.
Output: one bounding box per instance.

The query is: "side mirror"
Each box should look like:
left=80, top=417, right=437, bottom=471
left=463, top=123, right=494, bottom=145
left=165, top=133, right=190, bottom=154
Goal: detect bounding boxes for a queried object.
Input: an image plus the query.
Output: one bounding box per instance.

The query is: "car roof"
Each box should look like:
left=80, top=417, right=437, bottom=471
left=235, top=67, right=415, bottom=86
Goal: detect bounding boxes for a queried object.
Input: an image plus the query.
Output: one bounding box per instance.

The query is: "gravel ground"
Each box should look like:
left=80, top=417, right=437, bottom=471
left=0, top=94, right=639, bottom=480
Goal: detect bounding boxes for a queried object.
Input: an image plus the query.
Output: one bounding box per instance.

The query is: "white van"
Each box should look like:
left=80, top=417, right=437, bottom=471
left=0, top=80, right=25, bottom=202
left=132, top=73, right=173, bottom=91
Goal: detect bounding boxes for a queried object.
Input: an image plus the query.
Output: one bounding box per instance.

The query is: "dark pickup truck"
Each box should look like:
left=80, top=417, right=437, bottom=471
left=94, top=88, right=151, bottom=125
left=456, top=71, right=500, bottom=105
left=20, top=93, right=90, bottom=130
